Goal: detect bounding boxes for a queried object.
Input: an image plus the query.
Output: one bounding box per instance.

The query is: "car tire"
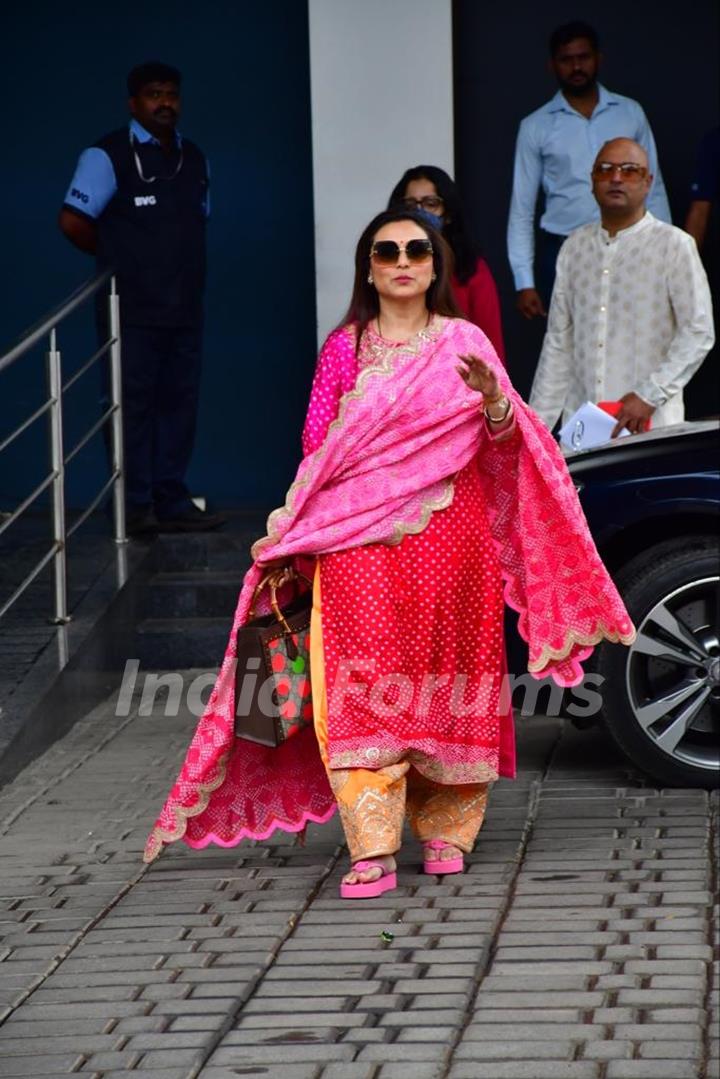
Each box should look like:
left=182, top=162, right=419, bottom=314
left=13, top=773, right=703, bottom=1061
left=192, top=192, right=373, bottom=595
left=596, top=536, right=719, bottom=789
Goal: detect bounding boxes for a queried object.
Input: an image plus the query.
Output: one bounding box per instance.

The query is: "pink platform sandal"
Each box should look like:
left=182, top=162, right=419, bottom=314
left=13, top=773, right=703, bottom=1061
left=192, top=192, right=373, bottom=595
left=339, top=860, right=397, bottom=900
left=423, top=840, right=464, bottom=875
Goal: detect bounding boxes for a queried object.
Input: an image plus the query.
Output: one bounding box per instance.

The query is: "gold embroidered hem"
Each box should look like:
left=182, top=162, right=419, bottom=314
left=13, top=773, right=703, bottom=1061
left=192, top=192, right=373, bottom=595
left=327, top=745, right=498, bottom=786
left=527, top=622, right=637, bottom=672
left=386, top=477, right=455, bottom=547
left=327, top=760, right=491, bottom=862
left=328, top=763, right=408, bottom=862
left=143, top=751, right=230, bottom=864
left=406, top=773, right=490, bottom=853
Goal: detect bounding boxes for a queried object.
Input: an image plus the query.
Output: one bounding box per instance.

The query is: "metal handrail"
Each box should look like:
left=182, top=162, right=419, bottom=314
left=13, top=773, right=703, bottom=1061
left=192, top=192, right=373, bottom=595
left=0, top=398, right=55, bottom=456
left=0, top=471, right=58, bottom=540
left=0, top=545, right=61, bottom=622
left=62, top=338, right=114, bottom=394
left=0, top=270, right=126, bottom=625
left=66, top=472, right=120, bottom=540
left=0, top=269, right=114, bottom=374
left=64, top=404, right=117, bottom=466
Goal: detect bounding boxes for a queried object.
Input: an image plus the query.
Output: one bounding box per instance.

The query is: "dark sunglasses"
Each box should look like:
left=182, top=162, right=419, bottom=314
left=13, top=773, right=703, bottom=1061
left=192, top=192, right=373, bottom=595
left=370, top=238, right=434, bottom=265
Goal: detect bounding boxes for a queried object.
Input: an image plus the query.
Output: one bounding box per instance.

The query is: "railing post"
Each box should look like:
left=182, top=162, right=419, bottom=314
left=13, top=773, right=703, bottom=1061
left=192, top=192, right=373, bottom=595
left=46, top=328, right=70, bottom=624
left=108, top=276, right=127, bottom=546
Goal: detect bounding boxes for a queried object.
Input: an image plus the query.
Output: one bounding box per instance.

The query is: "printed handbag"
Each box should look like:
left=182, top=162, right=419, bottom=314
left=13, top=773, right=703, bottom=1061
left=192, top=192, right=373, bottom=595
left=234, top=568, right=313, bottom=747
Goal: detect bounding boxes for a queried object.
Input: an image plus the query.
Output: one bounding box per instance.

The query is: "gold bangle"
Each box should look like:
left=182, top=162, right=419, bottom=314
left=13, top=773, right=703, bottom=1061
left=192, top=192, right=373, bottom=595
left=486, top=397, right=512, bottom=423
left=485, top=392, right=508, bottom=414
left=484, top=389, right=504, bottom=405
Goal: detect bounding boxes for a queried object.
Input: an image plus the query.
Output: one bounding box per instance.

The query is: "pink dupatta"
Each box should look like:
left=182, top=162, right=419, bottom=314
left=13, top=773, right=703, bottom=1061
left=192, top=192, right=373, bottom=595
left=143, top=317, right=634, bottom=862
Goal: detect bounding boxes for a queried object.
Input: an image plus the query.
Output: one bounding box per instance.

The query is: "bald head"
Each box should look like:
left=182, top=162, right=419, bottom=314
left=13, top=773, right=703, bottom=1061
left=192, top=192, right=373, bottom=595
left=594, top=138, right=649, bottom=170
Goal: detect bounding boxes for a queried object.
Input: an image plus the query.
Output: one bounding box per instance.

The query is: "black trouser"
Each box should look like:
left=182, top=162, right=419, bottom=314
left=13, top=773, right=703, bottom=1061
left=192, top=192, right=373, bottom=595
left=537, top=230, right=567, bottom=308
left=102, top=323, right=203, bottom=517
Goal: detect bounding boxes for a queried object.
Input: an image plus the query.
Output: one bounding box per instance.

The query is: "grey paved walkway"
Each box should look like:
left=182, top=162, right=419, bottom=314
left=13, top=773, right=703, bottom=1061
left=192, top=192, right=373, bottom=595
left=0, top=680, right=716, bottom=1079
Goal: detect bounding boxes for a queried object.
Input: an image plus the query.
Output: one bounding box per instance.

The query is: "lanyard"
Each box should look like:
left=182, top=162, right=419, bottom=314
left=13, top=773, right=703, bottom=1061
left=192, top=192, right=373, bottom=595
left=130, top=131, right=184, bottom=184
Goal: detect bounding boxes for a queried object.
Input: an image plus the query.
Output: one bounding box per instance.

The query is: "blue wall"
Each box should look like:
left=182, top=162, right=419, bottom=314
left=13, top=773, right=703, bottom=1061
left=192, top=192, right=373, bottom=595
left=1, top=1, right=317, bottom=511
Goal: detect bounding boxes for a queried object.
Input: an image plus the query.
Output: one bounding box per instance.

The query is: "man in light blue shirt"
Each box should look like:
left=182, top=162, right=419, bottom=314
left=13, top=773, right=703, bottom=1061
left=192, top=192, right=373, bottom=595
left=508, top=20, right=671, bottom=320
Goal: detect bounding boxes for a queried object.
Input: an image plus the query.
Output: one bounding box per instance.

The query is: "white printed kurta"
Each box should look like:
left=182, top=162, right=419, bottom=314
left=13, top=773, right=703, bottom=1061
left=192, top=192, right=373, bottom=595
left=530, top=212, right=715, bottom=429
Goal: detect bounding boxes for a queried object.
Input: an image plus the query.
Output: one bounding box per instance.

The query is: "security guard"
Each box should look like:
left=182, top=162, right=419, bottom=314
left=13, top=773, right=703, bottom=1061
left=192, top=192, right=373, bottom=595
left=59, top=60, right=225, bottom=535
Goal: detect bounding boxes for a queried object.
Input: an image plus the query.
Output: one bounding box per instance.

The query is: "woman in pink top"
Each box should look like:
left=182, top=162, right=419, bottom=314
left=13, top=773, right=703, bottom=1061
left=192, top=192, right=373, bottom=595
left=389, top=165, right=506, bottom=364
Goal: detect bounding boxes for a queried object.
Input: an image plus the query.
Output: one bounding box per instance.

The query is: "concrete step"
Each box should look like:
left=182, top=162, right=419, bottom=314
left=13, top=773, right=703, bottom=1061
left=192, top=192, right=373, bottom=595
left=143, top=572, right=242, bottom=619
left=135, top=616, right=231, bottom=669
left=151, top=531, right=254, bottom=574
left=133, top=525, right=258, bottom=667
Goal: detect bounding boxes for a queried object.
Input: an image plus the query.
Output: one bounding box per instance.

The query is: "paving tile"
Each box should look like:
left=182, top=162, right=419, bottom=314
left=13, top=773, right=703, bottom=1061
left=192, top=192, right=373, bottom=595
left=447, top=1064, right=598, bottom=1078
left=605, top=1063, right=699, bottom=1078
left=0, top=1057, right=86, bottom=1076
left=209, top=1046, right=355, bottom=1065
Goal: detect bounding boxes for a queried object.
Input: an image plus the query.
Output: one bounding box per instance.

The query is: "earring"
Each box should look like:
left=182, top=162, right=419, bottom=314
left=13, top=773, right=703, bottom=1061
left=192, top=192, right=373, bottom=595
left=431, top=272, right=437, bottom=282
left=368, top=273, right=374, bottom=285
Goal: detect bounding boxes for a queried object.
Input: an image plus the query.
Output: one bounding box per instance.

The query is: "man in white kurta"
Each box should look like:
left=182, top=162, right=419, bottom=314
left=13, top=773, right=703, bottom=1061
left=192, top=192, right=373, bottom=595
left=530, top=138, right=714, bottom=434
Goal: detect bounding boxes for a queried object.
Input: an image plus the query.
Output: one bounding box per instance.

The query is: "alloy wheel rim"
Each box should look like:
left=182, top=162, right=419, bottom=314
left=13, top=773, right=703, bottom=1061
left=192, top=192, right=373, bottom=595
left=625, top=575, right=720, bottom=773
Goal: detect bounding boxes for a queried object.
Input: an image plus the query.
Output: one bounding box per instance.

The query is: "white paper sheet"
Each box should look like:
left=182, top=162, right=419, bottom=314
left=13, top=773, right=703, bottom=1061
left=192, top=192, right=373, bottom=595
left=558, top=401, right=631, bottom=451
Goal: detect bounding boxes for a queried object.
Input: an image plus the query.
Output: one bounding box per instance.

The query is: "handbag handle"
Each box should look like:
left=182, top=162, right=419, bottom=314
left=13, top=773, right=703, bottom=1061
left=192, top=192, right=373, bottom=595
left=249, top=566, right=312, bottom=633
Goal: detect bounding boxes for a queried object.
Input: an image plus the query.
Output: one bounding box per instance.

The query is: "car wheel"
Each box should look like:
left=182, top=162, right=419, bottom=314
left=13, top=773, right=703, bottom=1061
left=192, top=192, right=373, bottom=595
left=596, top=537, right=719, bottom=788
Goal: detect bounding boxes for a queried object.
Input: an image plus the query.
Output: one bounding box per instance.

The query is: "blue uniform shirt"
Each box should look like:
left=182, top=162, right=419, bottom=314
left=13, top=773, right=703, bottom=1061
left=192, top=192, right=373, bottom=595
left=64, top=119, right=210, bottom=219
left=507, top=84, right=671, bottom=290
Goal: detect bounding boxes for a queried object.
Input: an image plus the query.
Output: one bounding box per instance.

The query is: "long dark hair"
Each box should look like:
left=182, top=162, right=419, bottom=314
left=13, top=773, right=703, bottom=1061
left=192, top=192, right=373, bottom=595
left=341, top=210, right=461, bottom=351
left=388, top=165, right=480, bottom=285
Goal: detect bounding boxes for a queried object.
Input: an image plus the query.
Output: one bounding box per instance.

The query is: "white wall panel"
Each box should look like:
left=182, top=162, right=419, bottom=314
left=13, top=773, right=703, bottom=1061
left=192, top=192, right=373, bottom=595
left=308, top=0, right=454, bottom=345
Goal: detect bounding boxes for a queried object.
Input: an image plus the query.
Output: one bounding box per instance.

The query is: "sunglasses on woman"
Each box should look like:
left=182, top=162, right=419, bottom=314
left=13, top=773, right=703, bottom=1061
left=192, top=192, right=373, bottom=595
left=370, top=238, right=434, bottom=265
left=401, top=196, right=444, bottom=213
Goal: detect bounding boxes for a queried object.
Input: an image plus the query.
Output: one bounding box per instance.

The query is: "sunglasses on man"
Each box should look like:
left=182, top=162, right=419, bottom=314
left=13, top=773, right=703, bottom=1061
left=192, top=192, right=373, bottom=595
left=370, top=238, right=434, bottom=266
left=592, top=162, right=648, bottom=181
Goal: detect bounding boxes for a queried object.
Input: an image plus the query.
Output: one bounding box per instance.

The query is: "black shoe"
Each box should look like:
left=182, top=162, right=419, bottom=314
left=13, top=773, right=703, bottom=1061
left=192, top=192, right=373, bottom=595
left=126, top=506, right=159, bottom=537
left=156, top=504, right=227, bottom=533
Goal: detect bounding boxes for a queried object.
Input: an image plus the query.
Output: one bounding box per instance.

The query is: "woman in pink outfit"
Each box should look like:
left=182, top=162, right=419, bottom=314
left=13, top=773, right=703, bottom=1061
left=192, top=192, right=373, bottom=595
left=144, top=211, right=635, bottom=899
left=388, top=165, right=506, bottom=364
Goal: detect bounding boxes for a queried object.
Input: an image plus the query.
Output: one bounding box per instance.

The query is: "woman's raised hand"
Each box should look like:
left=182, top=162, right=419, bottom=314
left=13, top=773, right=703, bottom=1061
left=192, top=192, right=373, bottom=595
left=456, top=353, right=501, bottom=398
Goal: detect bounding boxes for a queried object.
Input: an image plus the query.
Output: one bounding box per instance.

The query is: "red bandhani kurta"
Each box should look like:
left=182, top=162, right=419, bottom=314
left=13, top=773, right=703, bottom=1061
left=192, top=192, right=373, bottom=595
left=307, top=324, right=514, bottom=783
left=320, top=460, right=513, bottom=784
